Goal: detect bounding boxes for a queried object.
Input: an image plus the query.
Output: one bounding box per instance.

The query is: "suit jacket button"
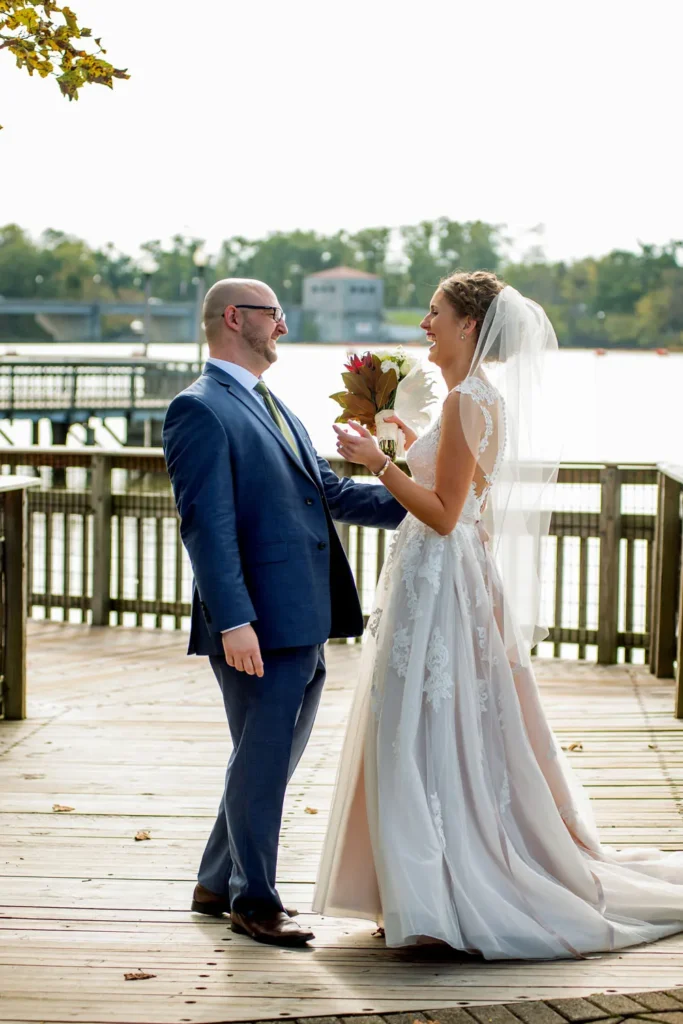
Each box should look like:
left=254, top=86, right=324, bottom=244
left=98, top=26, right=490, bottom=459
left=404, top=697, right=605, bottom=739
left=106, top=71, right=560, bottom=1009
left=305, top=497, right=314, bottom=506
left=317, top=541, right=327, bottom=550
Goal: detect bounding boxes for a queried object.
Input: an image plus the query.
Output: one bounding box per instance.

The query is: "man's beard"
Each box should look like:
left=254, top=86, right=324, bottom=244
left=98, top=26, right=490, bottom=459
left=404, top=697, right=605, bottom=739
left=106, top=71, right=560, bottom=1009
left=243, top=322, right=277, bottom=364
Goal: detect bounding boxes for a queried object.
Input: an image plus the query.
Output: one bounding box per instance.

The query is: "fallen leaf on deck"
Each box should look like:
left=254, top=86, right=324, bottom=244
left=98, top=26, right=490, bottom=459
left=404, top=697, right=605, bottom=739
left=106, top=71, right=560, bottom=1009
left=134, top=831, right=151, bottom=841
left=566, top=742, right=584, bottom=751
left=52, top=804, right=74, bottom=812
left=124, top=970, right=156, bottom=981
left=648, top=743, right=658, bottom=749
left=372, top=927, right=385, bottom=938
left=304, top=807, right=318, bottom=815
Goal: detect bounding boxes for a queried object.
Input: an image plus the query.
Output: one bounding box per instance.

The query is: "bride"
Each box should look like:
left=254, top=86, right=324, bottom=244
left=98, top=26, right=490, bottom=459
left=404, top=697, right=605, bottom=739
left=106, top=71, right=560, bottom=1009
left=312, top=270, right=683, bottom=960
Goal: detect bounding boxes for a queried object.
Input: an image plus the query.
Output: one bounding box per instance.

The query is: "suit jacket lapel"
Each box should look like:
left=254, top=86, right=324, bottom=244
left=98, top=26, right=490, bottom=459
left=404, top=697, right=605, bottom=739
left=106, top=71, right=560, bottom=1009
left=203, top=364, right=316, bottom=485
left=275, top=399, right=323, bottom=489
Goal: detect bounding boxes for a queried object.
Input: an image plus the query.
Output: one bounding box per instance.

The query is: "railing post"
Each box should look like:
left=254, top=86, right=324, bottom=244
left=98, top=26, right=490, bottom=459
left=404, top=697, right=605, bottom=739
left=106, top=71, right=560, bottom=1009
left=4, top=485, right=31, bottom=720
left=650, top=470, right=681, bottom=678
left=675, top=545, right=683, bottom=719
left=91, top=454, right=112, bottom=626
left=597, top=465, right=621, bottom=665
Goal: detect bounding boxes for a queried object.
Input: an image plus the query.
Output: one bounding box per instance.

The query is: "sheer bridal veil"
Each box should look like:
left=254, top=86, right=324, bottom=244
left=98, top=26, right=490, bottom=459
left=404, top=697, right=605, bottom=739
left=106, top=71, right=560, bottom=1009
left=459, top=286, right=561, bottom=662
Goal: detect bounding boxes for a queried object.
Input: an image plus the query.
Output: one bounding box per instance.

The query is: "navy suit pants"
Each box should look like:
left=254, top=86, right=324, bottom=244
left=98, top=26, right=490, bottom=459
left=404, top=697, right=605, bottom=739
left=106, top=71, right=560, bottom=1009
left=197, top=644, right=326, bottom=914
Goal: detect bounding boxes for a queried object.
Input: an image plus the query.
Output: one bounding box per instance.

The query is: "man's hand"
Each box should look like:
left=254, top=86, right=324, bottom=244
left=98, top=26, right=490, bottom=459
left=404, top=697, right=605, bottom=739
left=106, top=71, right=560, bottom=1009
left=222, top=625, right=264, bottom=677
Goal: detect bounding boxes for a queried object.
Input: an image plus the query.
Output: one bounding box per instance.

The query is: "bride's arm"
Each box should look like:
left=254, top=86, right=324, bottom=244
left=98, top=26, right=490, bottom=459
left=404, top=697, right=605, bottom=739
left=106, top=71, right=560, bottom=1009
left=334, top=392, right=478, bottom=537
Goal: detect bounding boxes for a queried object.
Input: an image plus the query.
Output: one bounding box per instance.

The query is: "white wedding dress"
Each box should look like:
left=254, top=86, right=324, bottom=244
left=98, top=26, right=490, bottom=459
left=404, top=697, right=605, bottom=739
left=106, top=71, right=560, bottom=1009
left=313, top=377, right=683, bottom=960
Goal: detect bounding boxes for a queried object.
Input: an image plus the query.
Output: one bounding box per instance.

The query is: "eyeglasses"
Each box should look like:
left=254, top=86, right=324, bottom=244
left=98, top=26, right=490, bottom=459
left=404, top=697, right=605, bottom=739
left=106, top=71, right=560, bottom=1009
left=234, top=304, right=286, bottom=323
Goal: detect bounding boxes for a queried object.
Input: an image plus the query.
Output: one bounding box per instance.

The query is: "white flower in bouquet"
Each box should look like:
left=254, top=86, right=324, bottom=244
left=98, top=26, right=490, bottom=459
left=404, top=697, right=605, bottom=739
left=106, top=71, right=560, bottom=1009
left=380, top=358, right=401, bottom=375
left=400, top=357, right=416, bottom=377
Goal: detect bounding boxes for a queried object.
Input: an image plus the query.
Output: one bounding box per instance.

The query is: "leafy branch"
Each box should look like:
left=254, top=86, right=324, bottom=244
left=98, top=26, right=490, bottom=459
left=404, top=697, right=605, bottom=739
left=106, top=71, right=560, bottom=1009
left=0, top=0, right=129, bottom=127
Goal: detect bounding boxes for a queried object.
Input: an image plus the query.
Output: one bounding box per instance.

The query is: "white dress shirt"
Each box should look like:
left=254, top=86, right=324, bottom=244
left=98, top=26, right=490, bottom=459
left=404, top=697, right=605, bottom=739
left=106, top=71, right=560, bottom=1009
left=206, top=357, right=262, bottom=395
left=205, top=358, right=271, bottom=636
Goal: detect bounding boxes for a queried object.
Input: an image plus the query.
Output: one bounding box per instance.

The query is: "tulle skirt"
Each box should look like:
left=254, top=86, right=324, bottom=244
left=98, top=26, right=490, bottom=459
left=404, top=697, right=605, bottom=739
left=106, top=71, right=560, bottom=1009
left=312, top=513, right=683, bottom=959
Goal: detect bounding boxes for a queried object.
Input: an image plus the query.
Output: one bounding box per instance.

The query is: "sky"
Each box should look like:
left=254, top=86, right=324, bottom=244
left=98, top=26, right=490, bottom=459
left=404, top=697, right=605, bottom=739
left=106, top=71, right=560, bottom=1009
left=1, top=0, right=681, bottom=264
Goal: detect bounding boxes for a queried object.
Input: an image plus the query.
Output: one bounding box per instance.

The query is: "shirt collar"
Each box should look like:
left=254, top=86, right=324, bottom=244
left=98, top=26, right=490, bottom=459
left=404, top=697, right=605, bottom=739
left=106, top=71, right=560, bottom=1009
left=206, top=357, right=262, bottom=393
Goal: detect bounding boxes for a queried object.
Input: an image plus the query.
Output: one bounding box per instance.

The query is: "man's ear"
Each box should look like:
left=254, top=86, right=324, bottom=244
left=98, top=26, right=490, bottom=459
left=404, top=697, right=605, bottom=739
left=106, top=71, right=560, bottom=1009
left=224, top=306, right=240, bottom=330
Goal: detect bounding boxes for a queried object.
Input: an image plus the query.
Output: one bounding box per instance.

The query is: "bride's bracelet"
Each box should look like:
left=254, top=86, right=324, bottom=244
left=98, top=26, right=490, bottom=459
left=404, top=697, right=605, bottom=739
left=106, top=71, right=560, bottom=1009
left=372, top=455, right=392, bottom=479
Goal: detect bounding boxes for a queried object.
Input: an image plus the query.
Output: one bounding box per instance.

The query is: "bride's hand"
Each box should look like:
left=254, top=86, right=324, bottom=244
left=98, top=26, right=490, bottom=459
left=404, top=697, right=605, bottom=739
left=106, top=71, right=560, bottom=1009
left=334, top=421, right=386, bottom=474
left=384, top=414, right=417, bottom=451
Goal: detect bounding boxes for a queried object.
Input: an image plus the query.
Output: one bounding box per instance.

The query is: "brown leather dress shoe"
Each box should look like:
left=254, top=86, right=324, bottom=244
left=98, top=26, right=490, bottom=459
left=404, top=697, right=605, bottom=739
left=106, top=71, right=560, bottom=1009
left=191, top=884, right=298, bottom=919
left=230, top=908, right=314, bottom=947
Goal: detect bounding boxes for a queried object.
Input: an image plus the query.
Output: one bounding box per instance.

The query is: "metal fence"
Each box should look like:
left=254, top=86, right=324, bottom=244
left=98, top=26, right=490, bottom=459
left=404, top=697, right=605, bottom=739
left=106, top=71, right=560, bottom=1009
left=0, top=447, right=663, bottom=666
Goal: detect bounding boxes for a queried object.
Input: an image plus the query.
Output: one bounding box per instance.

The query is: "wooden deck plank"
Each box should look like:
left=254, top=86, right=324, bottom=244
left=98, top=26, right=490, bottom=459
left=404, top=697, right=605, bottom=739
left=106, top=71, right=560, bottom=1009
left=1, top=622, right=683, bottom=1023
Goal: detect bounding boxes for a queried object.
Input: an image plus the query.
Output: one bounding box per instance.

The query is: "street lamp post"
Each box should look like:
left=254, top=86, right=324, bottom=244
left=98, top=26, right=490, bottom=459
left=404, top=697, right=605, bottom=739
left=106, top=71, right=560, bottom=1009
left=139, top=255, right=158, bottom=357
left=192, top=247, right=208, bottom=366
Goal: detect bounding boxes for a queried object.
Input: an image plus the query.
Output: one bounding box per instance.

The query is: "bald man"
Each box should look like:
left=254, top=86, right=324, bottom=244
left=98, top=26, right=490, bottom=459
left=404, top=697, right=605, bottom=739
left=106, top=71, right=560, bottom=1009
left=162, top=278, right=406, bottom=946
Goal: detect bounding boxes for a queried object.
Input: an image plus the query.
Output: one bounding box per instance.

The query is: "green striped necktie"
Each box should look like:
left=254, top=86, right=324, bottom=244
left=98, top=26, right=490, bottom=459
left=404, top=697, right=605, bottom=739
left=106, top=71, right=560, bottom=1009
left=254, top=381, right=300, bottom=458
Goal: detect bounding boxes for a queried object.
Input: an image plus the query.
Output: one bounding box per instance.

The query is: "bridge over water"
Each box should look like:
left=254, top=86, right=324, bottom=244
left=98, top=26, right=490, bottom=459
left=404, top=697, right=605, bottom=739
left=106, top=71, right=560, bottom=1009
left=0, top=299, right=196, bottom=343
left=0, top=357, right=200, bottom=445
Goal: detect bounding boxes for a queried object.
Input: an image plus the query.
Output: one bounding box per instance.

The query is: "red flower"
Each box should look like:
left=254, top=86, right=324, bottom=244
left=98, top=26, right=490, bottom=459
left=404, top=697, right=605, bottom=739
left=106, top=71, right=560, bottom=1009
left=344, top=353, right=364, bottom=373
left=362, top=352, right=374, bottom=368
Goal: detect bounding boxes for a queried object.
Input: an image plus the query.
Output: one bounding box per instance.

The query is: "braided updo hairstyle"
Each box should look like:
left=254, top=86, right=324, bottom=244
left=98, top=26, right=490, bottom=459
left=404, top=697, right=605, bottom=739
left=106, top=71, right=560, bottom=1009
left=440, top=270, right=506, bottom=361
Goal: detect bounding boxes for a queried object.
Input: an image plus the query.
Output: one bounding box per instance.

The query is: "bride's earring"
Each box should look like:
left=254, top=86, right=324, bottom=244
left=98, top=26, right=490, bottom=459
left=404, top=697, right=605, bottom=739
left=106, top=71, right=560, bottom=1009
left=460, top=332, right=465, bottom=340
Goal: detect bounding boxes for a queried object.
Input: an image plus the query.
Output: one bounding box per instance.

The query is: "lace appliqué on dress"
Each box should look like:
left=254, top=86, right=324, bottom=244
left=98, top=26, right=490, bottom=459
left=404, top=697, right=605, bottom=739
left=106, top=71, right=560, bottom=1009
left=370, top=673, right=382, bottom=718
left=424, top=627, right=452, bottom=709
left=405, top=417, right=441, bottom=489
left=499, top=773, right=511, bottom=813
left=418, top=536, right=446, bottom=593
left=430, top=792, right=446, bottom=848
left=390, top=625, right=411, bottom=678
left=367, top=606, right=382, bottom=639
left=495, top=692, right=506, bottom=729
left=456, top=377, right=495, bottom=455
left=401, top=520, right=426, bottom=619
left=477, top=625, right=489, bottom=660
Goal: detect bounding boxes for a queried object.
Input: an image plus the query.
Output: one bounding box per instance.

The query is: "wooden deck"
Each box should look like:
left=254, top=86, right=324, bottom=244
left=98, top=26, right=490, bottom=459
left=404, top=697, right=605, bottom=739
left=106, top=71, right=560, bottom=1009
left=2, top=624, right=683, bottom=1024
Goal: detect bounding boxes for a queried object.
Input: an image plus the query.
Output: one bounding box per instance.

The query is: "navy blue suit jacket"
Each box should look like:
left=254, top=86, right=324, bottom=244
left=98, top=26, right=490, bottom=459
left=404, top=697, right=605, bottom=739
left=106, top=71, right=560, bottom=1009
left=162, top=362, right=406, bottom=654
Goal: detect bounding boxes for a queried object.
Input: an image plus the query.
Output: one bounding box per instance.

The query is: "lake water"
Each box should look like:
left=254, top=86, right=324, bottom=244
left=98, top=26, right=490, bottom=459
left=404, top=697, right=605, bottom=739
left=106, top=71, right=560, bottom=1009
left=2, top=342, right=681, bottom=466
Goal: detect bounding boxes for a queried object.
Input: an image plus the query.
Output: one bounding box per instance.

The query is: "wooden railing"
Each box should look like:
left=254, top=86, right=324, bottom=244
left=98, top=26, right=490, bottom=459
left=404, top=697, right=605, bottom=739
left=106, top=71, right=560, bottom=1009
left=0, top=476, right=39, bottom=719
left=649, top=464, right=683, bottom=715
left=0, top=448, right=660, bottom=667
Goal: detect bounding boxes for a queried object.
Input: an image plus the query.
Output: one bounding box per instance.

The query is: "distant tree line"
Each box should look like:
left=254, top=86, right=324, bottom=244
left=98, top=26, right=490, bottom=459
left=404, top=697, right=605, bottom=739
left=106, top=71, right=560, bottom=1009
left=1, top=220, right=682, bottom=348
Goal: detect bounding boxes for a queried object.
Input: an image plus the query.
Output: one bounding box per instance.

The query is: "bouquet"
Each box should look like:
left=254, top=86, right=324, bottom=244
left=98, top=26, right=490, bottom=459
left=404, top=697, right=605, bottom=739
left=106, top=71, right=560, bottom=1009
left=330, top=348, right=436, bottom=460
